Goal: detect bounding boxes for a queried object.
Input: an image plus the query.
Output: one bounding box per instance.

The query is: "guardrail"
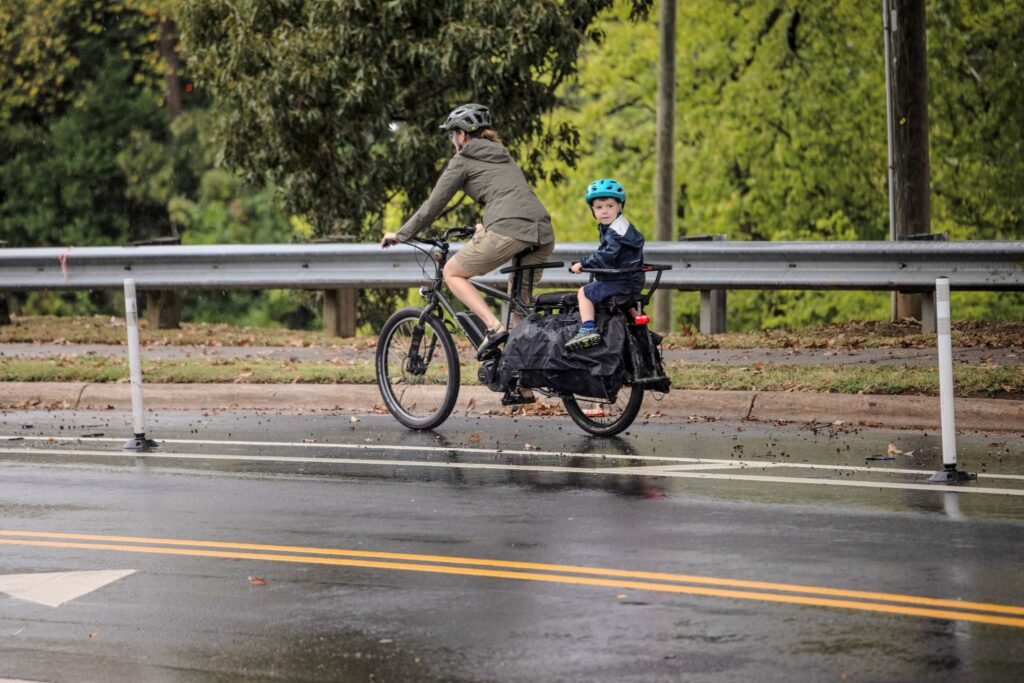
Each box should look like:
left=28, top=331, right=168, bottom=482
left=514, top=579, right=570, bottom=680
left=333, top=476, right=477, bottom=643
left=1, top=241, right=1021, bottom=334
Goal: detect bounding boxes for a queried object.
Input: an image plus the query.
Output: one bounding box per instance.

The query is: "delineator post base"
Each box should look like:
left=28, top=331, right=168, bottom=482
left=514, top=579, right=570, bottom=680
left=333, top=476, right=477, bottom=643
left=928, top=466, right=975, bottom=484
left=123, top=434, right=158, bottom=452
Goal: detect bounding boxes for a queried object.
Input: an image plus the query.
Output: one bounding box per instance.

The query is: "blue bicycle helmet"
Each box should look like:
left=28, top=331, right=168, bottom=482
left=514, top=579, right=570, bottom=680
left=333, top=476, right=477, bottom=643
left=585, top=178, right=626, bottom=206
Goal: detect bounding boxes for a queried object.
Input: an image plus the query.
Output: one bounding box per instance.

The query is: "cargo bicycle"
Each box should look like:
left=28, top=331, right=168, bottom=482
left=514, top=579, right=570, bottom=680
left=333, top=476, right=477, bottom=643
left=375, top=226, right=671, bottom=436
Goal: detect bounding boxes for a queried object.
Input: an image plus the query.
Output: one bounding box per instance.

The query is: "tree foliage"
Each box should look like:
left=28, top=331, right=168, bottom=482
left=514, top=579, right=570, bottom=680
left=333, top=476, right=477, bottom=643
left=177, top=0, right=651, bottom=236
left=534, top=0, right=1023, bottom=328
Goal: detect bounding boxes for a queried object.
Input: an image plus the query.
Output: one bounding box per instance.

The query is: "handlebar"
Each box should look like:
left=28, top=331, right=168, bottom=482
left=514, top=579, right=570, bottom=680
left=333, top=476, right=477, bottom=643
left=442, top=226, right=477, bottom=241
left=406, top=226, right=476, bottom=249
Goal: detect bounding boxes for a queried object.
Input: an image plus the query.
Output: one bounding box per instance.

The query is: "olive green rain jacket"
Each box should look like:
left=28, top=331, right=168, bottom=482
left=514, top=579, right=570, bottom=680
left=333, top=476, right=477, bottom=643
left=396, top=138, right=554, bottom=245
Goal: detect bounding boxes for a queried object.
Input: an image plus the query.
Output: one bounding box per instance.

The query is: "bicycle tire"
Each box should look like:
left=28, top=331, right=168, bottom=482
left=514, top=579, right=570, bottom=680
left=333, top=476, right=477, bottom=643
left=562, top=384, right=645, bottom=437
left=376, top=307, right=460, bottom=430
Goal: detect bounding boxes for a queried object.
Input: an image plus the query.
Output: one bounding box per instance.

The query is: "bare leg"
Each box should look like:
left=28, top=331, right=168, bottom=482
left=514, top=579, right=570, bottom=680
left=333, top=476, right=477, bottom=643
left=444, top=259, right=502, bottom=331
left=578, top=286, right=595, bottom=323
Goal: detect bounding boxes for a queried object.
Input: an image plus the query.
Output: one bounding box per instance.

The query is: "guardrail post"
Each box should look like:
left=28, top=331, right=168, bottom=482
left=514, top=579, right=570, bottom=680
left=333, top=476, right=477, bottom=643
left=898, top=233, right=946, bottom=333
left=920, top=290, right=936, bottom=334
left=315, top=234, right=357, bottom=337
left=682, top=234, right=729, bottom=334
left=131, top=236, right=182, bottom=329
left=928, top=277, right=973, bottom=484
left=0, top=241, right=7, bottom=325
left=146, top=290, right=181, bottom=330
left=122, top=279, right=157, bottom=452
left=699, top=290, right=727, bottom=335
left=324, top=288, right=357, bottom=337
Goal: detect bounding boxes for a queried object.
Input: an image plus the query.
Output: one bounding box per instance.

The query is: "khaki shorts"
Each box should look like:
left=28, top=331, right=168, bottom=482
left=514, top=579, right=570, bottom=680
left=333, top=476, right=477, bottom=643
left=454, top=229, right=555, bottom=287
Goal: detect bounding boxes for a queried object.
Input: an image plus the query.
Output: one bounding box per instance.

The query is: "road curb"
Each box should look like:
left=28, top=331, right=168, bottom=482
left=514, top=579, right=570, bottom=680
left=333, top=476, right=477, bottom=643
left=2, top=382, right=1022, bottom=433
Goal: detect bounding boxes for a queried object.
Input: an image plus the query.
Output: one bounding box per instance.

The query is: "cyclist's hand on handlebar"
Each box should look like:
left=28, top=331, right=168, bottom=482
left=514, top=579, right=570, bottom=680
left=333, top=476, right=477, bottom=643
left=569, top=262, right=584, bottom=274
left=474, top=222, right=484, bottom=234
left=380, top=232, right=400, bottom=248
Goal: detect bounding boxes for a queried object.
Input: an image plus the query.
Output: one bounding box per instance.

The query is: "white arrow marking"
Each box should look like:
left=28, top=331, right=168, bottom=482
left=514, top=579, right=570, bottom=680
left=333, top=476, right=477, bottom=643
left=0, top=570, right=134, bottom=607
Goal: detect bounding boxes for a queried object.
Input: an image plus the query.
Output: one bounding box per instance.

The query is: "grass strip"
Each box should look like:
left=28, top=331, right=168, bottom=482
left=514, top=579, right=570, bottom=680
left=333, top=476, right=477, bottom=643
left=665, top=362, right=1023, bottom=398
left=2, top=356, right=1021, bottom=398
left=2, top=316, right=1022, bottom=350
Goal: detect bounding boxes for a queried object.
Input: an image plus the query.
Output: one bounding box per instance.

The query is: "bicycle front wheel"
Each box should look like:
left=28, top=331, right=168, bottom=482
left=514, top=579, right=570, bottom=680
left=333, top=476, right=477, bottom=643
left=376, top=307, right=460, bottom=430
left=563, top=385, right=645, bottom=437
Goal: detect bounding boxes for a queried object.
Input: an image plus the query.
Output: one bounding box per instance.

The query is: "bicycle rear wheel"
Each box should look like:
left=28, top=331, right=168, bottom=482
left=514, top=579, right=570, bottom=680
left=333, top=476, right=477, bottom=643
left=376, top=307, right=460, bottom=430
left=563, top=385, right=645, bottom=437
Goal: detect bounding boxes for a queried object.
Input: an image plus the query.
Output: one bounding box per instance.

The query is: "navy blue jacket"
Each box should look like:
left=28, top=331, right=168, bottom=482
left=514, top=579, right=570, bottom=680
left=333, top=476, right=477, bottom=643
left=580, top=215, right=646, bottom=292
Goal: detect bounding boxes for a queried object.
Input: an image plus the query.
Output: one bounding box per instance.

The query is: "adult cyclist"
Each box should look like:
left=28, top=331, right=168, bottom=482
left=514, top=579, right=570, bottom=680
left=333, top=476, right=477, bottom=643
left=380, top=103, right=555, bottom=357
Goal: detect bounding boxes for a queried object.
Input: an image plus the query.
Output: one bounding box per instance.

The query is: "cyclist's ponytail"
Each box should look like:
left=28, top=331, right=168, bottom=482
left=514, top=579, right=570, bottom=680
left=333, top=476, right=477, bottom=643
left=469, top=128, right=502, bottom=144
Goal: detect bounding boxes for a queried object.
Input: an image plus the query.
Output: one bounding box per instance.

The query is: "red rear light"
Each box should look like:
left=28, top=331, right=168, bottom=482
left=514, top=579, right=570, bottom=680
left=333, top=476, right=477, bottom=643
left=633, top=314, right=650, bottom=325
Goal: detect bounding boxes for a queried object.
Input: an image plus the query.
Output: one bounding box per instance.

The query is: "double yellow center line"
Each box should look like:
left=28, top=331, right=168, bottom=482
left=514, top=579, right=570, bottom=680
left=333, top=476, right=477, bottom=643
left=2, top=529, right=1022, bottom=628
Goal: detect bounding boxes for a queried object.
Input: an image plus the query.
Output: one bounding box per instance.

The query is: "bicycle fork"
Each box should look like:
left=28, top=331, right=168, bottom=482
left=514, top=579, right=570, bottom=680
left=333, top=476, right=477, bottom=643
left=405, top=312, right=439, bottom=376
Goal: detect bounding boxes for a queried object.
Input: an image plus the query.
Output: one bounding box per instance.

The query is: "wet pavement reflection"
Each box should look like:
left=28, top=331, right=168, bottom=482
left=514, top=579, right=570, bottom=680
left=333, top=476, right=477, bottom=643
left=1, top=410, right=1023, bottom=681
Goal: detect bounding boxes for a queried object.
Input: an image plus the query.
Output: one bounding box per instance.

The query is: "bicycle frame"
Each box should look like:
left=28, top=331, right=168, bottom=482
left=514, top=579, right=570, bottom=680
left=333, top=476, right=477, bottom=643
left=409, top=235, right=537, bottom=351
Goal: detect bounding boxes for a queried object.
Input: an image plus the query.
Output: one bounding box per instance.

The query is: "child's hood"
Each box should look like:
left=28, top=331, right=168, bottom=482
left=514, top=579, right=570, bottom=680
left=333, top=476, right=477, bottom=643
left=601, top=215, right=645, bottom=248
left=458, top=138, right=512, bottom=164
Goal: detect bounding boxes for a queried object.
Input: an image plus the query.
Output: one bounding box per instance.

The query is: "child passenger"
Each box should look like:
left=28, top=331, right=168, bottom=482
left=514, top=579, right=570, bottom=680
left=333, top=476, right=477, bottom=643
left=565, top=178, right=646, bottom=351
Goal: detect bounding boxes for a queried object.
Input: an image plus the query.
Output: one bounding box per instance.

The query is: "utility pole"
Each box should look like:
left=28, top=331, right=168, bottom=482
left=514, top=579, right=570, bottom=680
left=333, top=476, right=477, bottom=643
left=653, top=0, right=677, bottom=333
left=886, top=0, right=931, bottom=321
left=144, top=16, right=185, bottom=330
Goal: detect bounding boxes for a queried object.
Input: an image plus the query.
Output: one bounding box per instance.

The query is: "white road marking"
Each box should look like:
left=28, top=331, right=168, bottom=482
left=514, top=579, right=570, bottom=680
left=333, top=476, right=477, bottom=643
left=0, top=569, right=134, bottom=608
left=0, top=447, right=603, bottom=475
left=0, top=435, right=733, bottom=466
left=2, top=435, right=1021, bottom=480
left=1, top=446, right=1022, bottom=496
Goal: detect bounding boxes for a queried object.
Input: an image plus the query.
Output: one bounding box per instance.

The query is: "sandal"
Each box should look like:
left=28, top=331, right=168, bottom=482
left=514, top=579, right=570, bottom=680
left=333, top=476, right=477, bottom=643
left=476, top=325, right=508, bottom=360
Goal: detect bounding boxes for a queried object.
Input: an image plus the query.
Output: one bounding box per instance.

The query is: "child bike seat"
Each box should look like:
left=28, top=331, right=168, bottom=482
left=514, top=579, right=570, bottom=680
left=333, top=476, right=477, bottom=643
left=534, top=291, right=634, bottom=312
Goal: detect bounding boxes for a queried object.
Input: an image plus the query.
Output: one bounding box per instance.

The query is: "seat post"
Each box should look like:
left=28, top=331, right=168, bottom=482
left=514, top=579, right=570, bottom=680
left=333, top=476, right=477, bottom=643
left=503, top=256, right=523, bottom=329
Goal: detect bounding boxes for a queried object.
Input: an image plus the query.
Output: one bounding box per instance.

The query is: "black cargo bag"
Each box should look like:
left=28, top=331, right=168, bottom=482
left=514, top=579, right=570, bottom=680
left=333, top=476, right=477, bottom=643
left=499, top=310, right=628, bottom=399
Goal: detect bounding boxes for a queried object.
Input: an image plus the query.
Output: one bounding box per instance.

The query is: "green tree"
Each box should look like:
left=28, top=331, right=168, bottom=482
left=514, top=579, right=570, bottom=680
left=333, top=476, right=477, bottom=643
left=177, top=0, right=651, bottom=237
left=0, top=0, right=172, bottom=247
left=929, top=0, right=1024, bottom=241
left=536, top=0, right=1023, bottom=329
left=0, top=0, right=315, bottom=326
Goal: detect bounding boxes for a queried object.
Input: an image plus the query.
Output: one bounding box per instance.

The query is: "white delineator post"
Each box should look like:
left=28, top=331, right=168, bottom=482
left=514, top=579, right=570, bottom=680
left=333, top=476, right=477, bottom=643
left=929, top=277, right=971, bottom=483
left=122, top=279, right=156, bottom=452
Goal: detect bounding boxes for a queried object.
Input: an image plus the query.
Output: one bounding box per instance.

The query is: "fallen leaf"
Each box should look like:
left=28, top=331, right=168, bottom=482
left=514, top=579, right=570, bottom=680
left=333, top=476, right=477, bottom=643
left=887, top=443, right=914, bottom=457
left=247, top=576, right=268, bottom=586
left=379, top=638, right=394, bottom=644
left=617, top=594, right=628, bottom=599
left=467, top=432, right=481, bottom=443
left=523, top=443, right=539, bottom=451
left=465, top=398, right=476, bottom=410
left=349, top=416, right=360, bottom=423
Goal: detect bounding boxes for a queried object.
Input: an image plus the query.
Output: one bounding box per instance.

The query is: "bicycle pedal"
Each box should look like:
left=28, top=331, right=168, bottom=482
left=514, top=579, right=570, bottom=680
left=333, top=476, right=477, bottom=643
left=477, top=347, right=501, bottom=362
left=501, top=391, right=535, bottom=406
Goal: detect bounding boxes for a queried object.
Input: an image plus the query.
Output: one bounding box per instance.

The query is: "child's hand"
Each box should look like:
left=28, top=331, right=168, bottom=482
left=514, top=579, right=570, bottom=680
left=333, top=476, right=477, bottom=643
left=570, top=262, right=583, bottom=274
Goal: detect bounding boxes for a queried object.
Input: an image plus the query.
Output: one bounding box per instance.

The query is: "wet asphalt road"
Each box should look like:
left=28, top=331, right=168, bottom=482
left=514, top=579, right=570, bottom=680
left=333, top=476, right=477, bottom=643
left=1, top=410, right=1024, bottom=682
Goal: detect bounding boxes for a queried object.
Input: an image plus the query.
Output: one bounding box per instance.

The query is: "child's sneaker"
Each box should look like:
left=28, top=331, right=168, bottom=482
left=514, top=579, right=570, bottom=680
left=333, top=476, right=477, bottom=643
left=565, top=326, right=601, bottom=351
